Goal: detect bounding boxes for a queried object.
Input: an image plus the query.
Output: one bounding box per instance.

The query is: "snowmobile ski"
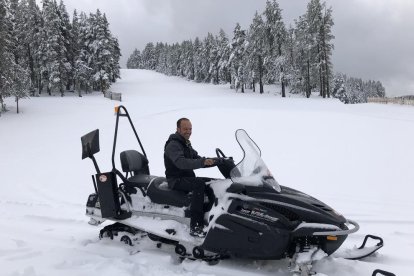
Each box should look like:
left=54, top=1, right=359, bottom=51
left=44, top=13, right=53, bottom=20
left=372, top=269, right=395, bottom=276
left=334, top=235, right=383, bottom=260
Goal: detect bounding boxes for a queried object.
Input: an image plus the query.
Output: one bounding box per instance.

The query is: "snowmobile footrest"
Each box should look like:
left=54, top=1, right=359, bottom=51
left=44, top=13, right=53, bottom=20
left=372, top=269, right=395, bottom=276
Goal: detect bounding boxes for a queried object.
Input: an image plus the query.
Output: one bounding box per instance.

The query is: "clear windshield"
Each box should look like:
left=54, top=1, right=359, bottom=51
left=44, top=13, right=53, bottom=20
left=230, top=129, right=281, bottom=192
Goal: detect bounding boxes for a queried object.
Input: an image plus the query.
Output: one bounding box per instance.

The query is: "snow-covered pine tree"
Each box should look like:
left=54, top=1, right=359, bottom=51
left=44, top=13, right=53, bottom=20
left=16, top=0, right=42, bottom=95
left=10, top=62, right=30, bottom=113
left=305, top=0, right=322, bottom=97
left=299, top=0, right=335, bottom=98
left=8, top=0, right=30, bottom=112
left=0, top=0, right=30, bottom=114
left=217, top=29, right=231, bottom=84
left=169, top=43, right=182, bottom=76
left=193, top=37, right=203, bottom=83
left=332, top=72, right=347, bottom=102
left=209, top=33, right=223, bottom=84
left=283, top=25, right=300, bottom=93
left=293, top=14, right=312, bottom=97
left=142, top=42, right=156, bottom=70
left=8, top=0, right=19, bottom=64
left=73, top=11, right=93, bottom=94
left=57, top=0, right=72, bottom=91
left=199, top=35, right=211, bottom=82
left=247, top=11, right=266, bottom=93
left=180, top=40, right=194, bottom=80
left=155, top=42, right=167, bottom=74
left=228, top=23, right=247, bottom=92
left=263, top=0, right=287, bottom=97
left=200, top=33, right=215, bottom=83
left=374, top=81, right=385, bottom=98
left=332, top=73, right=386, bottom=104
left=72, top=9, right=120, bottom=94
left=315, top=0, right=334, bottom=98
left=206, top=33, right=220, bottom=84
left=108, top=34, right=121, bottom=83
left=126, top=49, right=142, bottom=69
left=41, top=0, right=69, bottom=96
left=89, top=10, right=113, bottom=92
left=70, top=9, right=81, bottom=95
left=0, top=0, right=12, bottom=113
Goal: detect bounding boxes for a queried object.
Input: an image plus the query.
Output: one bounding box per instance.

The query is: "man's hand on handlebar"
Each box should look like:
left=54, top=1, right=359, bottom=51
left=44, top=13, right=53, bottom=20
left=204, top=158, right=216, bottom=166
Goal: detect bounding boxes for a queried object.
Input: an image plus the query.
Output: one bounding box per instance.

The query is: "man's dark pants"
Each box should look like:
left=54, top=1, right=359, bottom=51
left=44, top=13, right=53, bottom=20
left=173, top=177, right=208, bottom=230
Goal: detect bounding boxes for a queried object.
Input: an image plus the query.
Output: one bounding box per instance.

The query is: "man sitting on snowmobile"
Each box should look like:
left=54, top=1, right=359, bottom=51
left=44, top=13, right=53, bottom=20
left=164, top=118, right=216, bottom=237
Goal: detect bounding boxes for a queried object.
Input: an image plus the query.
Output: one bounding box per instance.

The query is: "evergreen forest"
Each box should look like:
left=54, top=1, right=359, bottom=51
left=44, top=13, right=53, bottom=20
left=0, top=0, right=121, bottom=114
left=127, top=0, right=385, bottom=104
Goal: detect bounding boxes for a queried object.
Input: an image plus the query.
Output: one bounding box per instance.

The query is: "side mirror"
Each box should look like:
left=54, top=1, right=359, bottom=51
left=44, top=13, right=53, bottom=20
left=81, top=129, right=100, bottom=159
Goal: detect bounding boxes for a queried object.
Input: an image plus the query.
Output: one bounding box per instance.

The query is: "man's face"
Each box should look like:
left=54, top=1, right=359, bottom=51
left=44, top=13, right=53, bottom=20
left=177, top=120, right=192, bottom=141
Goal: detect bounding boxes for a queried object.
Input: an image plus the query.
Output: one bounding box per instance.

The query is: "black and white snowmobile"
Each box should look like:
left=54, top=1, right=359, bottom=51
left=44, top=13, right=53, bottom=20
left=81, top=106, right=384, bottom=275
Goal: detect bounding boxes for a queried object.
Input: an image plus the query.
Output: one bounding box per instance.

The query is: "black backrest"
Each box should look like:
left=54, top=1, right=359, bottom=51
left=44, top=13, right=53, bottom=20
left=120, top=150, right=150, bottom=175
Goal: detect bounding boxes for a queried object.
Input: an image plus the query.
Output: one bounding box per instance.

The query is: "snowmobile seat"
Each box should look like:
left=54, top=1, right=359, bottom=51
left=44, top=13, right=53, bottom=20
left=125, top=174, right=156, bottom=189
left=120, top=150, right=191, bottom=207
left=120, top=150, right=150, bottom=176
left=120, top=150, right=153, bottom=189
left=147, top=177, right=191, bottom=208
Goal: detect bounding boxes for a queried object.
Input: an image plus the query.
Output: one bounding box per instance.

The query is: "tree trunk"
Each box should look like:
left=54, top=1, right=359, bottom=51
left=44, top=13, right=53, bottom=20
left=28, top=46, right=36, bottom=96
left=61, top=83, right=65, bottom=97
left=325, top=62, right=330, bottom=98
left=306, top=59, right=311, bottom=98
left=16, top=97, right=19, bottom=114
left=38, top=74, right=42, bottom=95
left=318, top=45, right=324, bottom=97
left=259, top=55, right=264, bottom=94
left=215, top=64, right=219, bottom=84
left=281, top=67, right=286, bottom=97
left=0, top=95, right=3, bottom=115
left=323, top=46, right=331, bottom=98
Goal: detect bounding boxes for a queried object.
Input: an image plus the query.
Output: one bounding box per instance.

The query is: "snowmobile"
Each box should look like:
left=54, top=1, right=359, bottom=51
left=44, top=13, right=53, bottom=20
left=81, top=106, right=385, bottom=275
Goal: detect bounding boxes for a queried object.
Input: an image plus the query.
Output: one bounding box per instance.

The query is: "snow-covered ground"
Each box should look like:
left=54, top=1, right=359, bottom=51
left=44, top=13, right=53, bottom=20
left=1, top=69, right=413, bottom=276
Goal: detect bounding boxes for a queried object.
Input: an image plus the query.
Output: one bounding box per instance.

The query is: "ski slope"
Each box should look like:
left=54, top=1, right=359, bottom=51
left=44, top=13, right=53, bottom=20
left=1, top=69, right=413, bottom=276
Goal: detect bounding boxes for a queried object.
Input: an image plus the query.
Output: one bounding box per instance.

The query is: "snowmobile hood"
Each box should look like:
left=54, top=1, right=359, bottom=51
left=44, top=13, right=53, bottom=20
left=226, top=183, right=347, bottom=226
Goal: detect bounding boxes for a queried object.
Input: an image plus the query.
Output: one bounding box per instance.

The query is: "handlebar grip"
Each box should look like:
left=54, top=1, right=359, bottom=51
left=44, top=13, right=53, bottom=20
left=215, top=148, right=227, bottom=158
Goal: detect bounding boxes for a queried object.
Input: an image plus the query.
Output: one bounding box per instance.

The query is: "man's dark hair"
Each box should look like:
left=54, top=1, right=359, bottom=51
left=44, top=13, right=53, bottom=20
left=177, top=118, right=189, bottom=128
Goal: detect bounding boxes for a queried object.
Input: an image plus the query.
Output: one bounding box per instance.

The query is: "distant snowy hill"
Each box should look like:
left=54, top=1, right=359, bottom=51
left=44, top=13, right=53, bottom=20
left=1, top=69, right=412, bottom=276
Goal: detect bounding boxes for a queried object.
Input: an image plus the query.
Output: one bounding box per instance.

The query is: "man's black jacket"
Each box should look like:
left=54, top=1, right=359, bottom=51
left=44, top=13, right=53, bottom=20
left=164, top=133, right=206, bottom=185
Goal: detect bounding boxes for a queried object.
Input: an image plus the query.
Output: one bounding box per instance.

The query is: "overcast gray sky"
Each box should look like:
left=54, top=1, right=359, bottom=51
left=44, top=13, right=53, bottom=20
left=43, top=0, right=414, bottom=96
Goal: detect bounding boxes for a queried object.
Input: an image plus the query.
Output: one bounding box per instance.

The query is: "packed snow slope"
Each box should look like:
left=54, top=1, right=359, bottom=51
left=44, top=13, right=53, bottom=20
left=1, top=69, right=413, bottom=276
